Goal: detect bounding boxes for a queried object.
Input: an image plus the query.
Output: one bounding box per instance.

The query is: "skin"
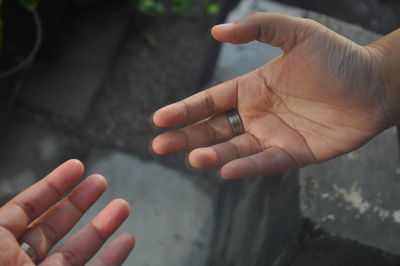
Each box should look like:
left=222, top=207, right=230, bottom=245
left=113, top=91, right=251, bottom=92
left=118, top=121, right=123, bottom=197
left=152, top=13, right=400, bottom=179
left=0, top=160, right=135, bottom=266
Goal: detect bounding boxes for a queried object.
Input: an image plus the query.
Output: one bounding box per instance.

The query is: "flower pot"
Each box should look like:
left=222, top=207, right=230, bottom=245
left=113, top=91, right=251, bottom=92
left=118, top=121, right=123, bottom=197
left=0, top=0, right=42, bottom=130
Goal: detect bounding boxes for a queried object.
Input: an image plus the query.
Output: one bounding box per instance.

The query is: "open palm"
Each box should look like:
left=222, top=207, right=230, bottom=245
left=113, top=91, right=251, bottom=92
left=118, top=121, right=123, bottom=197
left=152, top=13, right=389, bottom=179
left=0, top=160, right=134, bottom=265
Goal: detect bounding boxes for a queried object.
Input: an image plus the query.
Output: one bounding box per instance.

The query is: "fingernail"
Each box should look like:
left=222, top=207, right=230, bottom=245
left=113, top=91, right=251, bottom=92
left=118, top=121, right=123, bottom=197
left=148, top=139, right=158, bottom=156
left=148, top=112, right=158, bottom=129
left=215, top=22, right=235, bottom=29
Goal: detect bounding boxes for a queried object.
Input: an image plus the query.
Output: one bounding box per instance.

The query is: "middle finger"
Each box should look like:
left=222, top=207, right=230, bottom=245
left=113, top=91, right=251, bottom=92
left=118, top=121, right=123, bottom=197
left=152, top=112, right=234, bottom=155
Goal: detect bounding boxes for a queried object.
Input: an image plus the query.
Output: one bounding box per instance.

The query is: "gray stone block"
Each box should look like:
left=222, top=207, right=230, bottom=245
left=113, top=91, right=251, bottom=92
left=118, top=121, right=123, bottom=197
left=53, top=150, right=217, bottom=266
left=300, top=127, right=400, bottom=255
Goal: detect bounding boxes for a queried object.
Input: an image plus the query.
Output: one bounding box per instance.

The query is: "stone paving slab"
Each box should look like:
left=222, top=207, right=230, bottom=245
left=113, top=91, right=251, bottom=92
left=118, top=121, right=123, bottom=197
left=54, top=150, right=217, bottom=266
left=300, top=127, right=400, bottom=255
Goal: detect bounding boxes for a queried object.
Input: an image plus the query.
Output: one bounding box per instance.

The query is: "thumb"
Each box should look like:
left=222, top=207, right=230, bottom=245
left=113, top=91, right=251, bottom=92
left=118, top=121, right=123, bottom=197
left=211, top=12, right=316, bottom=52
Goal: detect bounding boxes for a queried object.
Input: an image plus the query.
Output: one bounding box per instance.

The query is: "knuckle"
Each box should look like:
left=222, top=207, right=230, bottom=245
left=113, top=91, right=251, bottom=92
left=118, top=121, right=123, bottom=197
left=181, top=100, right=192, bottom=121
left=229, top=141, right=241, bottom=158
left=44, top=180, right=64, bottom=198
left=40, top=222, right=58, bottom=247
left=301, top=17, right=316, bottom=25
left=203, top=91, right=215, bottom=113
left=179, top=129, right=191, bottom=150
left=60, top=249, right=79, bottom=266
left=13, top=199, right=36, bottom=220
left=250, top=12, right=265, bottom=19
left=269, top=150, right=282, bottom=168
left=204, top=123, right=218, bottom=145
left=298, top=17, right=320, bottom=30
left=236, top=75, right=244, bottom=86
left=66, top=196, right=85, bottom=216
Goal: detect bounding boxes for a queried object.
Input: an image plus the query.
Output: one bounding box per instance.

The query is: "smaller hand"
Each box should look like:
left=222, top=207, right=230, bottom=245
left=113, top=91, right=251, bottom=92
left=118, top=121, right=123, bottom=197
left=0, top=160, right=135, bottom=266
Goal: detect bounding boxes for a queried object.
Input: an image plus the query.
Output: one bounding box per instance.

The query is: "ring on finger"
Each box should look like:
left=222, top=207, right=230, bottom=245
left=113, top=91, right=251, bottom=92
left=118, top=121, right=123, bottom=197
left=226, top=109, right=244, bottom=136
left=20, top=242, right=38, bottom=263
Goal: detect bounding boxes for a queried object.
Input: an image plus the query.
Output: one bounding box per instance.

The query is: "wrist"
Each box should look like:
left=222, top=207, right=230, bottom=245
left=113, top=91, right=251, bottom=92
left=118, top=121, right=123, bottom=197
left=367, top=29, right=400, bottom=126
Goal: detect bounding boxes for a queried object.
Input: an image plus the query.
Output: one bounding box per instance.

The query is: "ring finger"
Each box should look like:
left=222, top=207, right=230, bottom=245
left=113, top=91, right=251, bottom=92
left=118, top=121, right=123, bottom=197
left=19, top=174, right=108, bottom=262
left=188, top=133, right=262, bottom=169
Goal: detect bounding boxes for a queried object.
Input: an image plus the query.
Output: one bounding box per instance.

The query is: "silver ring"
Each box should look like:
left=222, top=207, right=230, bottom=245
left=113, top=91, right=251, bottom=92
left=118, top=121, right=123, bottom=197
left=227, top=109, right=244, bottom=136
left=20, top=242, right=37, bottom=263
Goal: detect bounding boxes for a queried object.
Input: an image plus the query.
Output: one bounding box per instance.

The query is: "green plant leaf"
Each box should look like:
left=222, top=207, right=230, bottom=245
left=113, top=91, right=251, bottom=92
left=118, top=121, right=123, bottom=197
left=170, top=0, right=192, bottom=14
left=206, top=3, right=220, bottom=16
left=19, top=0, right=39, bottom=10
left=135, top=0, right=165, bottom=16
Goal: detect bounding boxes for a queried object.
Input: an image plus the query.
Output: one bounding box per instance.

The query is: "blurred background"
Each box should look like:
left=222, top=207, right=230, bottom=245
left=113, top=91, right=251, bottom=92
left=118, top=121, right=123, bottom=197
left=277, top=0, right=400, bottom=34
left=0, top=0, right=400, bottom=265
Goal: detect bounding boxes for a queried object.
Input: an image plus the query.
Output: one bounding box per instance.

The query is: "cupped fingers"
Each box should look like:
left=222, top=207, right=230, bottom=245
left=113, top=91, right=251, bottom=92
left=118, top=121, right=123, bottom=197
left=220, top=147, right=299, bottom=179
left=20, top=174, right=108, bottom=262
left=188, top=133, right=262, bottom=169
left=40, top=199, right=130, bottom=266
left=152, top=112, right=235, bottom=155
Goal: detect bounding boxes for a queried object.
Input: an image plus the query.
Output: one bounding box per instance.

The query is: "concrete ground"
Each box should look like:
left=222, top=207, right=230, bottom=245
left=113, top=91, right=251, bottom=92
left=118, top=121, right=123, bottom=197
left=0, top=0, right=399, bottom=265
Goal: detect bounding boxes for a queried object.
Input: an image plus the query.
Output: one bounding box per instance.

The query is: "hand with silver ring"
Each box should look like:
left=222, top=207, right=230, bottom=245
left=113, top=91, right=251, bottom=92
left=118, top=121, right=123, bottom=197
left=151, top=13, right=400, bottom=179
left=0, top=160, right=135, bottom=265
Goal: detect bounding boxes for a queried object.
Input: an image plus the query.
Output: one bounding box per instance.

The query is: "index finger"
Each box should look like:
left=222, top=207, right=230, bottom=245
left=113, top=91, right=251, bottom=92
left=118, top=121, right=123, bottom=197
left=153, top=78, right=238, bottom=128
left=0, top=159, right=84, bottom=238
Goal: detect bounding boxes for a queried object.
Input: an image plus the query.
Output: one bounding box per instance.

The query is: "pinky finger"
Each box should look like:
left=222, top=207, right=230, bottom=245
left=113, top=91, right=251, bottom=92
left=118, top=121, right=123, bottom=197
left=91, top=233, right=135, bottom=266
left=220, top=147, right=299, bottom=179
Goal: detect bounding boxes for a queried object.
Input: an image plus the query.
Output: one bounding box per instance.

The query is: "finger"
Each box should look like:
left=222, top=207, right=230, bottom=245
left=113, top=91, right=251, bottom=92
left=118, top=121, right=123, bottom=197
left=188, top=133, right=262, bottom=168
left=220, top=147, right=298, bottom=179
left=211, top=13, right=313, bottom=52
left=41, top=199, right=130, bottom=266
left=20, top=174, right=108, bottom=262
left=91, top=233, right=135, bottom=266
left=152, top=78, right=238, bottom=128
left=152, top=112, right=234, bottom=155
left=0, top=159, right=84, bottom=238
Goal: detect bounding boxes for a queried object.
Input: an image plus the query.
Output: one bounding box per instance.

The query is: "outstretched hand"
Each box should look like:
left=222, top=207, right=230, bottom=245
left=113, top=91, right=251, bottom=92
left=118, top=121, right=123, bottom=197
left=0, top=160, right=134, bottom=265
left=152, top=13, right=391, bottom=179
